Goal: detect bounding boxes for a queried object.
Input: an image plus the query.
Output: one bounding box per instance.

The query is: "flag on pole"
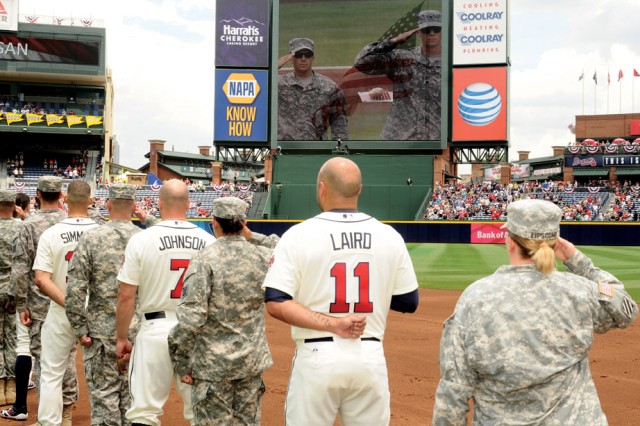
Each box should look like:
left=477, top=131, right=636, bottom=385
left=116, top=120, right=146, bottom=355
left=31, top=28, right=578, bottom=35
left=593, top=71, right=597, bottom=85
left=578, top=72, right=584, bottom=81
left=618, top=69, right=624, bottom=81
left=634, top=69, right=640, bottom=77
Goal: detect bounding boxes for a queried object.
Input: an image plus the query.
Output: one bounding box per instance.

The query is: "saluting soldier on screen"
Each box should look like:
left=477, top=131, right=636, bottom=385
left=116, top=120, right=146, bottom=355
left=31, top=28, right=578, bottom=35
left=354, top=10, right=442, bottom=141
left=278, top=38, right=349, bottom=141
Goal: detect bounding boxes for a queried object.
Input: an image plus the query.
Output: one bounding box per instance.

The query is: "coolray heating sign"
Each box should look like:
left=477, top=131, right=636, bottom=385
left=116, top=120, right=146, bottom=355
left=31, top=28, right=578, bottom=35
left=215, top=0, right=269, bottom=68
left=214, top=69, right=268, bottom=142
left=452, top=67, right=507, bottom=141
left=0, top=0, right=18, bottom=32
left=453, top=0, right=508, bottom=65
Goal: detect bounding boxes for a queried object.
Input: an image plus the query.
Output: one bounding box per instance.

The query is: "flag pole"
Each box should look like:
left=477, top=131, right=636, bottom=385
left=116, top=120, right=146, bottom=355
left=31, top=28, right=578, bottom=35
left=582, top=70, right=585, bottom=115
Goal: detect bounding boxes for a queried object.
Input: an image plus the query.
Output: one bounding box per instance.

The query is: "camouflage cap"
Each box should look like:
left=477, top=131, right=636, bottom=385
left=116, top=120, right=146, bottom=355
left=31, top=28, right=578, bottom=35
left=212, top=197, right=247, bottom=220
left=0, top=189, right=16, bottom=203
left=418, top=10, right=442, bottom=29
left=502, top=199, right=562, bottom=240
left=37, top=176, right=63, bottom=192
left=289, top=38, right=315, bottom=54
left=109, top=184, right=136, bottom=200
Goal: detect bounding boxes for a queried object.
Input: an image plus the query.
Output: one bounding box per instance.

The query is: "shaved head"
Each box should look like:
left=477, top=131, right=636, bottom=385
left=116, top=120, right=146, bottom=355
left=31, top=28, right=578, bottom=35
left=316, top=158, right=362, bottom=211
left=159, top=179, right=190, bottom=219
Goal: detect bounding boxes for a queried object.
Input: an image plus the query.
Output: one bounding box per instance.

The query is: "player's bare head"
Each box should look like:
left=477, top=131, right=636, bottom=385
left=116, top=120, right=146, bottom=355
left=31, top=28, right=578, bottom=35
left=159, top=179, right=189, bottom=217
left=66, top=180, right=91, bottom=207
left=316, top=158, right=362, bottom=210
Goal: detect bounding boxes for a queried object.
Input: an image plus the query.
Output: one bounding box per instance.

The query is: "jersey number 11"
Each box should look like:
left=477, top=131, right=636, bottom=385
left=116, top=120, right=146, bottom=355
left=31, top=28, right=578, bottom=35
left=330, top=262, right=373, bottom=313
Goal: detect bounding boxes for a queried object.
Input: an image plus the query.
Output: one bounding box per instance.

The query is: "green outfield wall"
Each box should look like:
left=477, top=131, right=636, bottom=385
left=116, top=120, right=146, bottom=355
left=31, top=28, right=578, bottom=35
left=267, top=154, right=434, bottom=220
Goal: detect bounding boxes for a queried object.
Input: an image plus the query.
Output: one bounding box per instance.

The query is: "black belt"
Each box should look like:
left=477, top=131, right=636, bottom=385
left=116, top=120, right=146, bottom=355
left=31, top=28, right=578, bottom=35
left=144, top=311, right=166, bottom=320
left=304, top=337, right=380, bottom=343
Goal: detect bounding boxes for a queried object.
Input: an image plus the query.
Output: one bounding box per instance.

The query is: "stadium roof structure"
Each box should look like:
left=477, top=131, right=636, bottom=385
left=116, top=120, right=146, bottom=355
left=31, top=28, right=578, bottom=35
left=614, top=168, right=640, bottom=176
left=144, top=150, right=213, bottom=162
left=571, top=168, right=610, bottom=177
left=512, top=154, right=564, bottom=165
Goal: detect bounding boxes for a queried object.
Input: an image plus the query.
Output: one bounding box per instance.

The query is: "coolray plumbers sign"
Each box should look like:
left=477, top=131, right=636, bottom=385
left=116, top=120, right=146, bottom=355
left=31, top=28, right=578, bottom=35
left=214, top=69, right=268, bottom=142
left=215, top=0, right=269, bottom=68
left=453, top=0, right=508, bottom=65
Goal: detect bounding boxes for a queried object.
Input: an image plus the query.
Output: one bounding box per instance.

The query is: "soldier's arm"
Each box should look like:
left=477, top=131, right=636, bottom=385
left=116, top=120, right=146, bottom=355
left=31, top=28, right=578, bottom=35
left=353, top=38, right=401, bottom=75
left=432, top=312, right=476, bottom=426
left=241, top=224, right=280, bottom=249
left=168, top=257, right=211, bottom=376
left=557, top=237, right=638, bottom=330
left=65, top=239, right=92, bottom=338
left=11, top=225, right=32, bottom=311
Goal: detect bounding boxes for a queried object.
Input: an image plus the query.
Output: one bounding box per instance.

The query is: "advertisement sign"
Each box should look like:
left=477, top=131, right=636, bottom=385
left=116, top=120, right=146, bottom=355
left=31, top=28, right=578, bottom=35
left=568, top=155, right=640, bottom=167
left=484, top=165, right=501, bottom=181
left=470, top=223, right=507, bottom=244
left=216, top=0, right=269, bottom=68
left=510, top=164, right=529, bottom=179
left=0, top=36, right=100, bottom=65
left=452, top=67, right=508, bottom=141
left=533, top=167, right=562, bottom=176
left=0, top=0, right=19, bottom=32
left=453, top=0, right=508, bottom=65
left=214, top=69, right=268, bottom=142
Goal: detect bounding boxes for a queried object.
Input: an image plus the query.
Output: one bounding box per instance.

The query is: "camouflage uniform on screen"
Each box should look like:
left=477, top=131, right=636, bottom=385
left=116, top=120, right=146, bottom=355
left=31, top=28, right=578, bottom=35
left=0, top=191, right=21, bottom=383
left=11, top=177, right=80, bottom=406
left=65, top=184, right=140, bottom=426
left=278, top=38, right=348, bottom=141
left=169, top=197, right=278, bottom=425
left=432, top=200, right=639, bottom=426
left=354, top=11, right=441, bottom=141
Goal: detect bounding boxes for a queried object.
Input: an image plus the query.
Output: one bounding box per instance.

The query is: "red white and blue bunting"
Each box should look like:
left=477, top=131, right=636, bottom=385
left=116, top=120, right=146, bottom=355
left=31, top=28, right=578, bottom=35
left=564, top=186, right=574, bottom=193
left=150, top=181, right=162, bottom=192
left=237, top=183, right=250, bottom=192
left=587, top=187, right=601, bottom=193
left=605, top=145, right=618, bottom=153
left=14, top=181, right=26, bottom=191
left=567, top=146, right=581, bottom=154
left=586, top=146, right=600, bottom=154
left=623, top=145, right=638, bottom=153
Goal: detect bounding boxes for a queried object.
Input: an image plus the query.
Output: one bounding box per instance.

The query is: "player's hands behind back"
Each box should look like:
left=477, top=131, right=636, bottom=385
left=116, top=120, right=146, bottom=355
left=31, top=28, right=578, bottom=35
left=333, top=315, right=367, bottom=339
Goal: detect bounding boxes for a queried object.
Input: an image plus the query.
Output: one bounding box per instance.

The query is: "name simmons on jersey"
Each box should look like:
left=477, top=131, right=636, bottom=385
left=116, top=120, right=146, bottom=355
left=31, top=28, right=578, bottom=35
left=158, top=234, right=208, bottom=252
left=60, top=231, right=84, bottom=244
left=330, top=232, right=371, bottom=251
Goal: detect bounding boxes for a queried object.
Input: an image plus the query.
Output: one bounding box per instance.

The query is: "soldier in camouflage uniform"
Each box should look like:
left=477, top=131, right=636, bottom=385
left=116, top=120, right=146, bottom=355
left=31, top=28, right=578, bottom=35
left=168, top=197, right=279, bottom=425
left=11, top=176, right=81, bottom=421
left=354, top=10, right=441, bottom=141
left=278, top=38, right=348, bottom=141
left=66, top=184, right=140, bottom=426
left=0, top=190, right=21, bottom=409
left=433, top=199, right=638, bottom=425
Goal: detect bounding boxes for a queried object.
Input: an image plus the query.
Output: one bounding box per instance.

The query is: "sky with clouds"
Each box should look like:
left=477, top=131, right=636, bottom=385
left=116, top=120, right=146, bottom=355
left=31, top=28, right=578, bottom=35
left=18, top=0, right=640, bottom=170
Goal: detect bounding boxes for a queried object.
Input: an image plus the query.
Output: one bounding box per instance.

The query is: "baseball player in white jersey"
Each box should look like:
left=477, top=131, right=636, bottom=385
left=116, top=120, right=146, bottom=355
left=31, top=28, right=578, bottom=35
left=32, top=180, right=98, bottom=426
left=116, top=179, right=215, bottom=426
left=263, top=158, right=419, bottom=426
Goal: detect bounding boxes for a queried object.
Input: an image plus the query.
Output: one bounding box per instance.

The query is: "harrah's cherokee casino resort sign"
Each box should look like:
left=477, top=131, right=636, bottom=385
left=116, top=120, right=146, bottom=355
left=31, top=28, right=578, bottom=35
left=215, top=0, right=269, bottom=68
left=215, top=69, right=268, bottom=142
left=453, top=0, right=508, bottom=66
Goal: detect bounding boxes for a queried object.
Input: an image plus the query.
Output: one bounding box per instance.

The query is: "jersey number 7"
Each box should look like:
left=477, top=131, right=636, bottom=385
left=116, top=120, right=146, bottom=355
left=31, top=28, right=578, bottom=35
left=330, top=262, right=373, bottom=313
left=170, top=259, right=190, bottom=299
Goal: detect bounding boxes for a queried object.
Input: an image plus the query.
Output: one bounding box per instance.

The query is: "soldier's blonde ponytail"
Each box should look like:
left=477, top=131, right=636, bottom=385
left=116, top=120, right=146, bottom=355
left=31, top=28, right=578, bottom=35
left=509, top=233, right=557, bottom=275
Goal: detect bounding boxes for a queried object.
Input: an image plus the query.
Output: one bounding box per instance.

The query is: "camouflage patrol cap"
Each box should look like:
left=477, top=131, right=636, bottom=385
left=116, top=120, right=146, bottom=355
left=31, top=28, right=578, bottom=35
left=212, top=197, right=247, bottom=220
left=0, top=189, right=16, bottom=203
left=37, top=176, right=63, bottom=192
left=418, top=10, right=442, bottom=29
left=289, top=38, right=315, bottom=54
left=109, top=184, right=136, bottom=200
left=502, top=199, right=562, bottom=240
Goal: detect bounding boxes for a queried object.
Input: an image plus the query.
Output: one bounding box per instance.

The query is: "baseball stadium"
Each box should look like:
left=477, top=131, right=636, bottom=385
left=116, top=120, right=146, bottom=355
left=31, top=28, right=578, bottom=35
left=1, top=0, right=639, bottom=424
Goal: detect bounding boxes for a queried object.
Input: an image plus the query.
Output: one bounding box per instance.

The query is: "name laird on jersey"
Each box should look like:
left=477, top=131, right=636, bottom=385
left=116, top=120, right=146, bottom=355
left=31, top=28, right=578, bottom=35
left=158, top=235, right=207, bottom=252
left=330, top=232, right=372, bottom=251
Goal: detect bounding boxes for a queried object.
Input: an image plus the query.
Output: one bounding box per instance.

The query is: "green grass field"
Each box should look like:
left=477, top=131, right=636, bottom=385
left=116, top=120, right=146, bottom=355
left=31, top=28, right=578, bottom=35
left=408, top=243, right=640, bottom=302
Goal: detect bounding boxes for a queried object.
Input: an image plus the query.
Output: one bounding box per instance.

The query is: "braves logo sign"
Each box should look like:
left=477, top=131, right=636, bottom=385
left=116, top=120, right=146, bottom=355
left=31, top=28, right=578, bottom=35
left=572, top=157, right=597, bottom=167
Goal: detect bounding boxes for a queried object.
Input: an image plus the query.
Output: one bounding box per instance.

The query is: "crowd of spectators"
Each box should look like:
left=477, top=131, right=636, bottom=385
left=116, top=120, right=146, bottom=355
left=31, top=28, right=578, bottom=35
left=425, top=180, right=640, bottom=222
left=6, top=152, right=25, bottom=178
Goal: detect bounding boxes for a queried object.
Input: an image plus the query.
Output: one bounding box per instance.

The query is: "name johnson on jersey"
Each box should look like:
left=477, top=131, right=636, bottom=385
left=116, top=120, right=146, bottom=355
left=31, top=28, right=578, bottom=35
left=158, top=234, right=208, bottom=251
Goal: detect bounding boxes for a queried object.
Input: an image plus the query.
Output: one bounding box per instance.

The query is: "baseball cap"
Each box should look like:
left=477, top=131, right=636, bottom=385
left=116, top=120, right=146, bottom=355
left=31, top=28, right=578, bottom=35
left=37, top=176, right=63, bottom=192
left=418, top=10, right=442, bottom=29
left=0, top=189, right=16, bottom=203
left=501, top=199, right=563, bottom=240
left=109, top=184, right=136, bottom=200
left=212, top=197, right=247, bottom=220
left=289, top=38, right=315, bottom=54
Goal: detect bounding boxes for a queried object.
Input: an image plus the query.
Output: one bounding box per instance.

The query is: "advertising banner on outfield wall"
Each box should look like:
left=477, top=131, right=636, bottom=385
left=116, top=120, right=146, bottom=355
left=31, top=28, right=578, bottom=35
left=0, top=35, right=100, bottom=65
left=453, top=67, right=508, bottom=141
left=0, top=0, right=19, bottom=32
left=216, top=0, right=269, bottom=68
left=453, top=0, right=508, bottom=65
left=470, top=223, right=507, bottom=244
left=214, top=69, right=268, bottom=142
